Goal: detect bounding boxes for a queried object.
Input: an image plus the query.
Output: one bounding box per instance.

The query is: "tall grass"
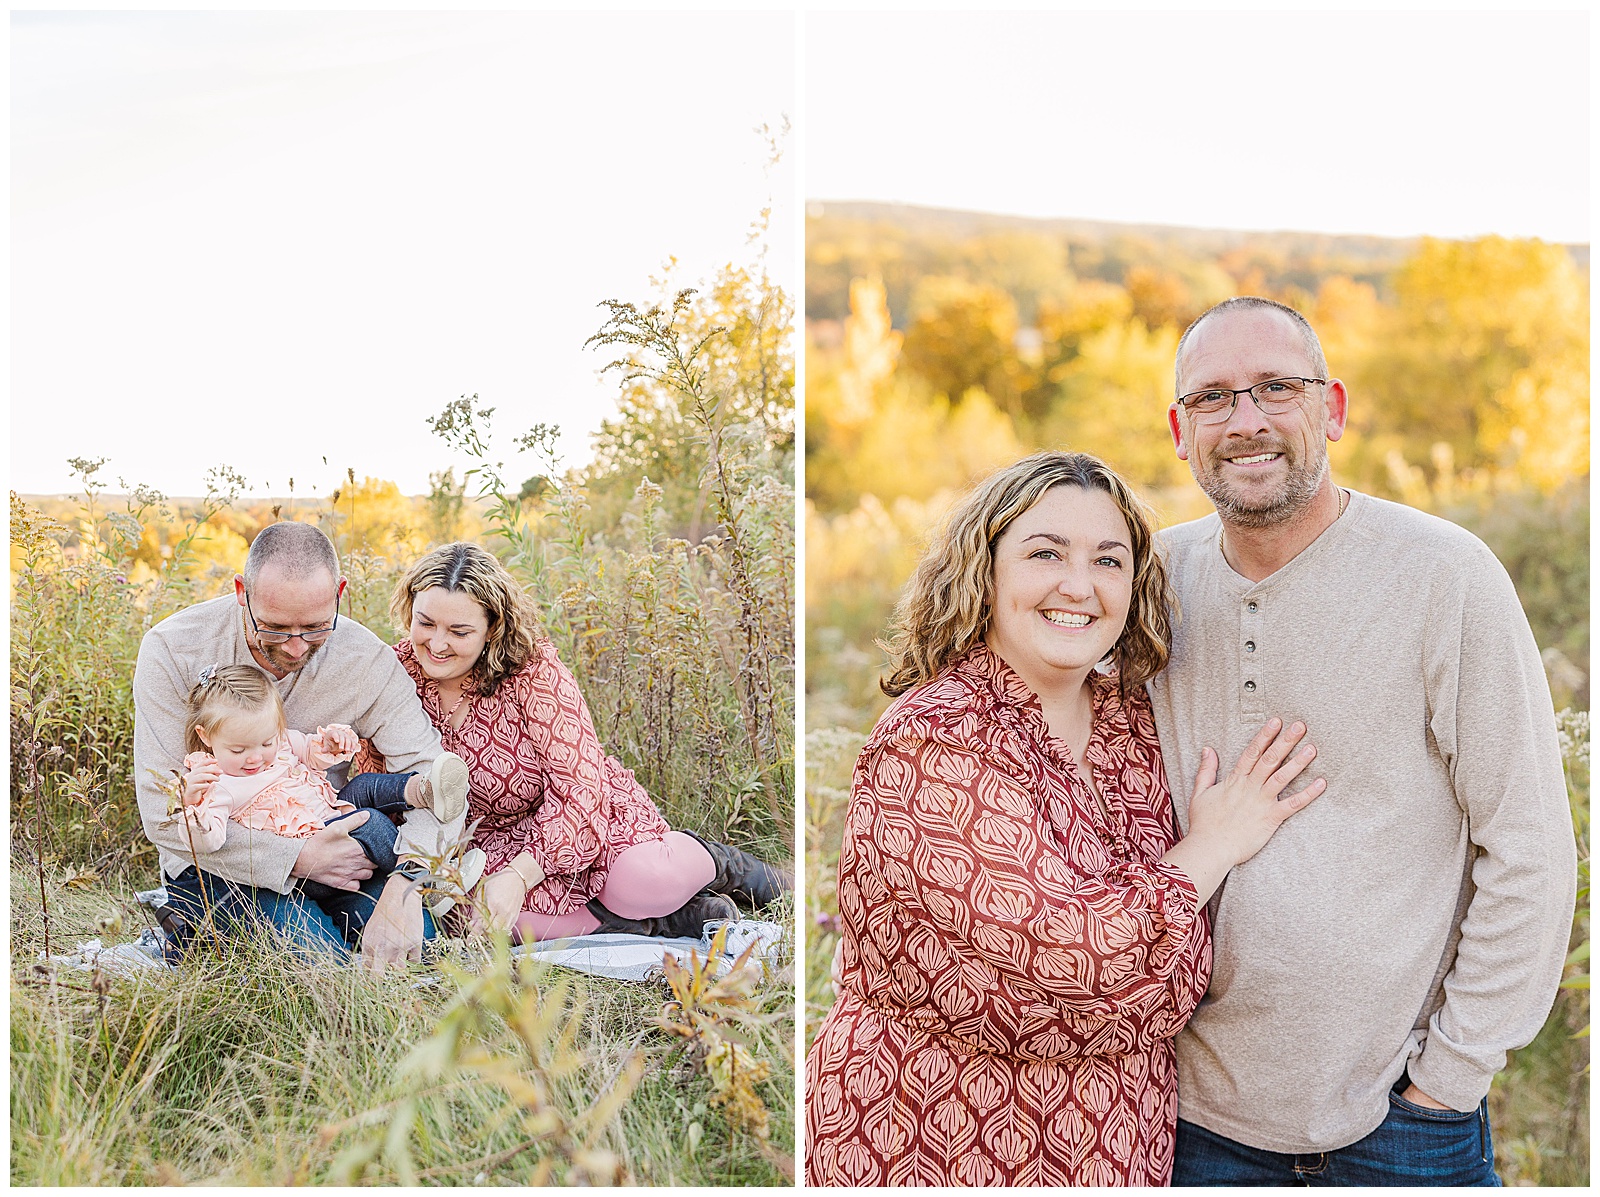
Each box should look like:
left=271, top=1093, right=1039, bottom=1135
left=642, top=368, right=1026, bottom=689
left=11, top=871, right=794, bottom=1185
left=11, top=269, right=795, bottom=1184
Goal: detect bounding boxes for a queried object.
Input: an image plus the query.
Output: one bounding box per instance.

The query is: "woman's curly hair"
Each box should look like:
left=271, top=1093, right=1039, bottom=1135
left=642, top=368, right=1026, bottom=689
left=878, top=450, right=1174, bottom=698
left=391, top=542, right=543, bottom=698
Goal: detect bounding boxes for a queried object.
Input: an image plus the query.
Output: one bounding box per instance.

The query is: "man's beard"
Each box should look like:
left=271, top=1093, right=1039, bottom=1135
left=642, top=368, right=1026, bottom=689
left=254, top=636, right=328, bottom=675
left=1194, top=439, right=1327, bottom=529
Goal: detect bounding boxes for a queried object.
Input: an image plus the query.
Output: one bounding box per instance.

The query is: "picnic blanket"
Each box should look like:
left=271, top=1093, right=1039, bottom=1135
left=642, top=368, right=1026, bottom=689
left=43, top=889, right=785, bottom=983
left=513, top=919, right=785, bottom=982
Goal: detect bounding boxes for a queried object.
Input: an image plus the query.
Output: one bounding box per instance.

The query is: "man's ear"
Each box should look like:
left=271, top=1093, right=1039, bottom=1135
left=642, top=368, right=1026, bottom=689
left=1323, top=379, right=1349, bottom=443
left=234, top=574, right=247, bottom=605
left=1168, top=404, right=1190, bottom=461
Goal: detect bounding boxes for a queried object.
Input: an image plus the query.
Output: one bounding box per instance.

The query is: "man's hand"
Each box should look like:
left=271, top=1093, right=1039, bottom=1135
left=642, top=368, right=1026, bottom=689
left=1401, top=1083, right=1457, bottom=1111
left=361, top=873, right=425, bottom=973
left=290, top=812, right=374, bottom=891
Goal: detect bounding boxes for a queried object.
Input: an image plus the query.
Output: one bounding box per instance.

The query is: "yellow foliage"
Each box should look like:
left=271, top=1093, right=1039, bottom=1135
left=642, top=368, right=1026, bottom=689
left=804, top=492, right=958, bottom=615
left=842, top=380, right=1024, bottom=509
left=328, top=476, right=425, bottom=560
left=1360, top=236, right=1589, bottom=492
left=836, top=276, right=901, bottom=425
left=1037, top=280, right=1134, bottom=360
left=1123, top=265, right=1195, bottom=330
left=185, top=516, right=249, bottom=577
left=900, top=276, right=1028, bottom=415
left=1035, top=319, right=1189, bottom=492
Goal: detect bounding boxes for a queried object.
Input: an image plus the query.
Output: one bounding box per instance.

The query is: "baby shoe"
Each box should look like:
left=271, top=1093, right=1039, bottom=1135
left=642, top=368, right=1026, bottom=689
left=429, top=847, right=487, bottom=918
left=426, top=752, right=470, bottom=824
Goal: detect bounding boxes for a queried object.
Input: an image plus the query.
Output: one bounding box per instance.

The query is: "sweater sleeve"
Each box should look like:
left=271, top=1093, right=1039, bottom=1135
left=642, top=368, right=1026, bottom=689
left=133, top=630, right=302, bottom=892
left=859, top=728, right=1207, bottom=1023
left=152, top=751, right=230, bottom=854
left=1408, top=546, right=1579, bottom=1110
left=519, top=650, right=613, bottom=877
left=293, top=725, right=355, bottom=773
left=350, top=644, right=463, bottom=865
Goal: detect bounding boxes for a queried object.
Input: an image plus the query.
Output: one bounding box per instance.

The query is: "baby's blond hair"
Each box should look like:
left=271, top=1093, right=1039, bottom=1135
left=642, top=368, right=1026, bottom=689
left=184, top=664, right=285, bottom=753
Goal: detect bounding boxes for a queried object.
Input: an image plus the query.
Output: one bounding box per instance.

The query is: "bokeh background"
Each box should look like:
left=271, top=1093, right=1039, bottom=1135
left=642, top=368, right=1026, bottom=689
left=803, top=11, right=1588, bottom=1184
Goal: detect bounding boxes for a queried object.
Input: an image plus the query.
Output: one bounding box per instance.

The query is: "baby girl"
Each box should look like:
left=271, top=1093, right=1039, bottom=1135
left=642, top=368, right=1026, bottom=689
left=165, top=663, right=480, bottom=907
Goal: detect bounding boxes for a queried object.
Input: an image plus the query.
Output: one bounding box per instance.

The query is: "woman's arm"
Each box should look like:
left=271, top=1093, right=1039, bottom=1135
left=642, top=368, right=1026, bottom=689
left=472, top=852, right=547, bottom=933
left=858, top=733, right=1206, bottom=1018
left=517, top=652, right=616, bottom=877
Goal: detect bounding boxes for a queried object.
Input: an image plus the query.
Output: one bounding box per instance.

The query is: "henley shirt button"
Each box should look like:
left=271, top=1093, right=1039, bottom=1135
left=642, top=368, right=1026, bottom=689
left=1245, top=640, right=1256, bottom=652
left=1247, top=601, right=1259, bottom=613
left=1244, top=680, right=1257, bottom=692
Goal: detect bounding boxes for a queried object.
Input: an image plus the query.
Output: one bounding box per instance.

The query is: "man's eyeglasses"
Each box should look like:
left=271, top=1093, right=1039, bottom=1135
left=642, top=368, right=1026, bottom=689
left=244, top=592, right=339, bottom=645
left=1176, top=377, right=1326, bottom=425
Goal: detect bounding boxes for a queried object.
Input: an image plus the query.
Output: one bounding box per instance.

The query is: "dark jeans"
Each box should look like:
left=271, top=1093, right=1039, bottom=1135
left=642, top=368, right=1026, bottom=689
left=296, top=770, right=413, bottom=902
left=163, top=865, right=436, bottom=961
left=1173, top=1074, right=1500, bottom=1186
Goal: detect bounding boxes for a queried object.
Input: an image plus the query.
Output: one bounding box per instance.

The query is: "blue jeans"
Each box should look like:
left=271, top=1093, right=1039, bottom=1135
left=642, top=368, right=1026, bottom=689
left=296, top=770, right=413, bottom=902
left=161, top=862, right=435, bottom=963
left=1173, top=1074, right=1500, bottom=1186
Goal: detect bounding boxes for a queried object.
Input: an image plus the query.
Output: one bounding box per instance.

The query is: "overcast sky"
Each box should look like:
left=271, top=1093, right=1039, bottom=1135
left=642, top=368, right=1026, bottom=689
left=13, top=11, right=796, bottom=497
left=806, top=10, right=1588, bottom=242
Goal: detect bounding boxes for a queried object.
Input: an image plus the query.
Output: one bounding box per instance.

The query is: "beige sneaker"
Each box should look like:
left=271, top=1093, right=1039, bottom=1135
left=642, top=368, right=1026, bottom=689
left=425, top=752, right=470, bottom=824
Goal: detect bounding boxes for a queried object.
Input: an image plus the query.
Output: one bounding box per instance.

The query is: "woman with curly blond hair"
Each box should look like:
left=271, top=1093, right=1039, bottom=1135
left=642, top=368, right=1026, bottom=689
left=363, top=541, right=788, bottom=942
left=806, top=451, right=1325, bottom=1186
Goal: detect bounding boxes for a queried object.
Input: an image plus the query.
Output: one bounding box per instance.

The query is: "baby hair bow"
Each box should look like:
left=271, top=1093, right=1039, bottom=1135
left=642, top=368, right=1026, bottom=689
left=198, top=665, right=219, bottom=686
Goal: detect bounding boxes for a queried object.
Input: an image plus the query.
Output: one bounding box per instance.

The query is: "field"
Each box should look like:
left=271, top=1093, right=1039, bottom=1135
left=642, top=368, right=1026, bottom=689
left=11, top=267, right=797, bottom=1185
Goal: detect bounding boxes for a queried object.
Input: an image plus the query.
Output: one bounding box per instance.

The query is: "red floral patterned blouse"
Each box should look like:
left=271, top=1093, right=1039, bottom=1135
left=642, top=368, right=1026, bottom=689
left=394, top=638, right=671, bottom=916
left=805, top=643, right=1211, bottom=1186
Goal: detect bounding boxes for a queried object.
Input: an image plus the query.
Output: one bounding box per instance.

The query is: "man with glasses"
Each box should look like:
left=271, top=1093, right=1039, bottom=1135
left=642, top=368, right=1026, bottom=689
left=1145, top=297, right=1575, bottom=1184
left=133, top=521, right=467, bottom=969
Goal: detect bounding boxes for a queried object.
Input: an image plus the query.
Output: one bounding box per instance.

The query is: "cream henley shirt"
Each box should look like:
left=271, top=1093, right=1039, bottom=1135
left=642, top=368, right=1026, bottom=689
left=133, top=594, right=463, bottom=894
left=1146, top=490, right=1576, bottom=1153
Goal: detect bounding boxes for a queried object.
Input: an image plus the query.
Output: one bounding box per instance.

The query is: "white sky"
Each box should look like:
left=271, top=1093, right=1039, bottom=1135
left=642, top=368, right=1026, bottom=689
left=805, top=9, right=1589, bottom=242
left=12, top=11, right=796, bottom=498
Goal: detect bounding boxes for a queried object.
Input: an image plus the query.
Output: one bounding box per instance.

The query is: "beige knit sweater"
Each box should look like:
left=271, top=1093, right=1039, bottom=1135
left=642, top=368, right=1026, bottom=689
left=133, top=595, right=461, bottom=893
left=1146, top=490, right=1576, bottom=1153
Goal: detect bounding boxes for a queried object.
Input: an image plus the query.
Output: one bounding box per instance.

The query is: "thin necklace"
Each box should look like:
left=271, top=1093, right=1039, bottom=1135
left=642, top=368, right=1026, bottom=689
left=440, top=681, right=471, bottom=724
left=1337, top=487, right=1348, bottom=518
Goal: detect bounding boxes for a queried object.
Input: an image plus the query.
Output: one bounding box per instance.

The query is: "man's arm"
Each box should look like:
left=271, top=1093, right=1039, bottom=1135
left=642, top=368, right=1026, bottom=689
left=1407, top=546, right=1578, bottom=1111
left=133, top=629, right=304, bottom=893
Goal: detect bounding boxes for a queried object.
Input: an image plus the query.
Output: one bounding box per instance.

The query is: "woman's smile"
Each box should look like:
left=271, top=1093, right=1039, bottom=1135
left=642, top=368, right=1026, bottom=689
left=1040, top=609, right=1096, bottom=629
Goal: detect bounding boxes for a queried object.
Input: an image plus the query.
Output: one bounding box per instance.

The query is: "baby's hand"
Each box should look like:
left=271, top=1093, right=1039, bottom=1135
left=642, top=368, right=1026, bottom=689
left=181, top=757, right=223, bottom=807
left=312, top=724, right=360, bottom=762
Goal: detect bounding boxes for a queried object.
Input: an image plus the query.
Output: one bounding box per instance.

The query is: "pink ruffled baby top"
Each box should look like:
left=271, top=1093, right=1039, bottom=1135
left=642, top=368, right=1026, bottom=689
left=166, top=727, right=356, bottom=853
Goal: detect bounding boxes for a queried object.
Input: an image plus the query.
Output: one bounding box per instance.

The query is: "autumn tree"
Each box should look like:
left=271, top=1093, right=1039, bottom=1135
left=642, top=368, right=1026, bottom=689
left=1355, top=237, right=1589, bottom=493
left=899, top=276, right=1033, bottom=418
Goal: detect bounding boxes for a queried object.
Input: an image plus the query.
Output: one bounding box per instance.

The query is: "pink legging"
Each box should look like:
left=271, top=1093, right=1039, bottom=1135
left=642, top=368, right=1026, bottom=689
left=511, top=830, right=716, bottom=944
